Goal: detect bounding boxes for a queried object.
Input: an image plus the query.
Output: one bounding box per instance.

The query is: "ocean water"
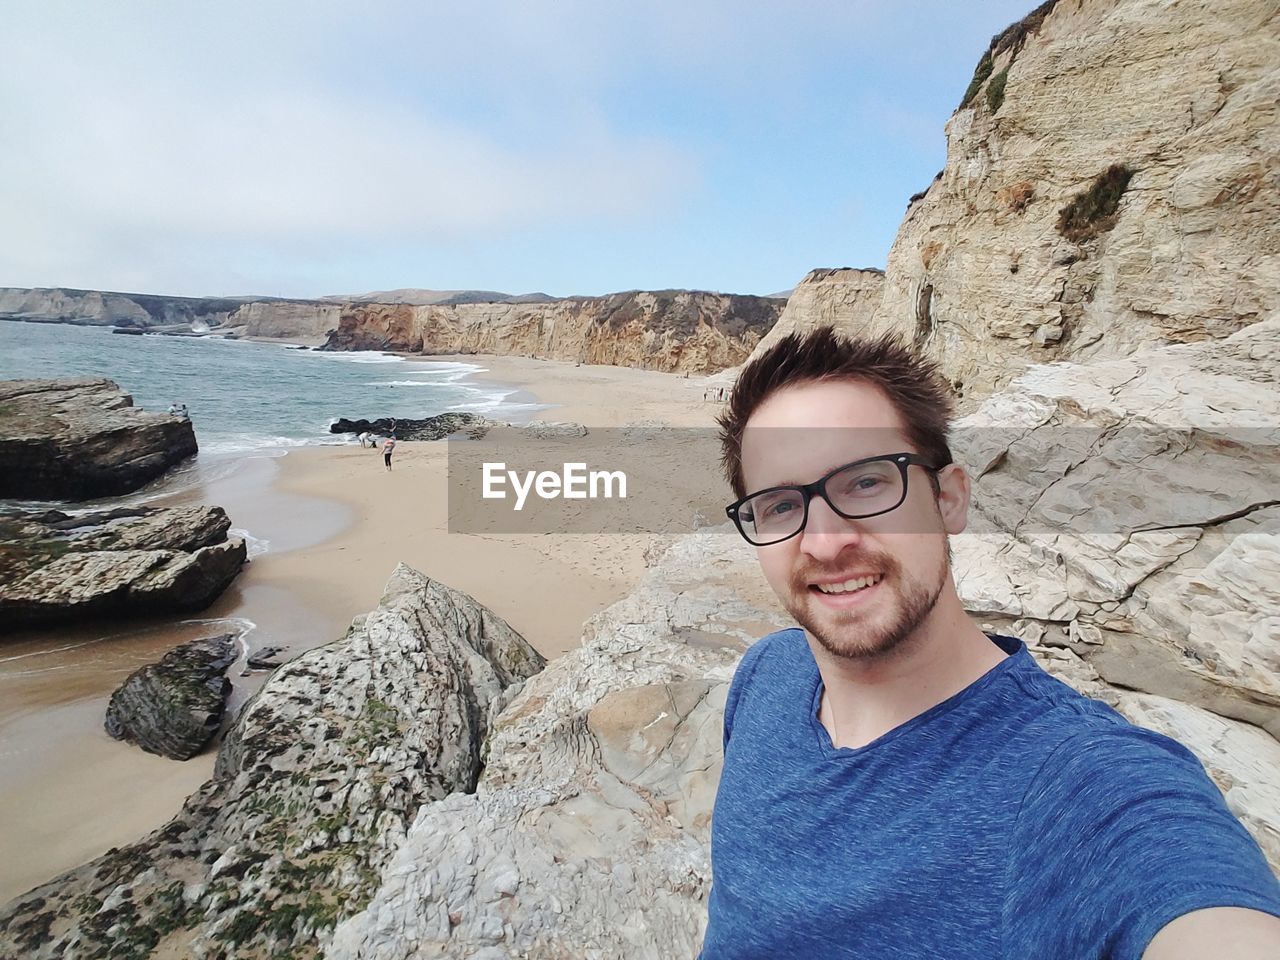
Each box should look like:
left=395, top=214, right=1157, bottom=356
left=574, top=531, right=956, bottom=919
left=0, top=320, right=547, bottom=456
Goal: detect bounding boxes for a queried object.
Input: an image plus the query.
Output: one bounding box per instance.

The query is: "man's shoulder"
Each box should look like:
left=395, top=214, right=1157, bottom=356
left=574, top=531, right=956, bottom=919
left=735, top=626, right=806, bottom=678
left=1010, top=693, right=1214, bottom=811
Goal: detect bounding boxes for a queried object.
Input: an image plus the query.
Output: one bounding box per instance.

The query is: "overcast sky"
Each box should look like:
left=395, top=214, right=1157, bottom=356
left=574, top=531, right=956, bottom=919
left=2, top=1, right=1035, bottom=299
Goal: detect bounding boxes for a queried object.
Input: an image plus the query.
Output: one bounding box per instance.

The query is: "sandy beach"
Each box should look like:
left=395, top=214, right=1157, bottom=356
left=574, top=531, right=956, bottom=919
left=0, top=353, right=723, bottom=903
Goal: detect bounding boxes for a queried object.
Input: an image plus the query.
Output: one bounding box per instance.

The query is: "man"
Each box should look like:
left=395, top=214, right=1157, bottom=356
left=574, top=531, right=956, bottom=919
left=700, top=327, right=1280, bottom=959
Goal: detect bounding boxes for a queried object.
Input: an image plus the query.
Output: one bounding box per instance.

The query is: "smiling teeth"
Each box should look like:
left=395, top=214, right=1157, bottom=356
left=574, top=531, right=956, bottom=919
left=816, top=574, right=882, bottom=595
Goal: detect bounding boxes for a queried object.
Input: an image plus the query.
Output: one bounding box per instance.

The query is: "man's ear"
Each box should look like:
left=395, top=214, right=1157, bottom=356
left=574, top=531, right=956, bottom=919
left=935, top=463, right=971, bottom=535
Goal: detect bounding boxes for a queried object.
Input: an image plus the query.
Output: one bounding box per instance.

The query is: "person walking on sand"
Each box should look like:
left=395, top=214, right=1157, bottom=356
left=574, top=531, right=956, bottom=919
left=383, top=436, right=396, bottom=471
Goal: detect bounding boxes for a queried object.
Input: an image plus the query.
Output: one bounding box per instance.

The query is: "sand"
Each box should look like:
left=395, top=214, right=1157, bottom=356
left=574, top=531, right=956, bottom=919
left=0, top=353, right=723, bottom=904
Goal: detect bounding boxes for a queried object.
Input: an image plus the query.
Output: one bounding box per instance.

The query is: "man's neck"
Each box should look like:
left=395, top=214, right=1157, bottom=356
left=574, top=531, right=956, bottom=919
left=809, top=592, right=1009, bottom=750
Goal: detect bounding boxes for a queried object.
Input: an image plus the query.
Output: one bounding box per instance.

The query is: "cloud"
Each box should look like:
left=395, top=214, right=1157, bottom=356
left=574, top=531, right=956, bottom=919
left=0, top=1, right=699, bottom=290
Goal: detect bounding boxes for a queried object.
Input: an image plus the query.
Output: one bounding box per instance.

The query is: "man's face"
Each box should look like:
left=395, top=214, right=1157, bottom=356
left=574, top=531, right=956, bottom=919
left=739, top=378, right=968, bottom=662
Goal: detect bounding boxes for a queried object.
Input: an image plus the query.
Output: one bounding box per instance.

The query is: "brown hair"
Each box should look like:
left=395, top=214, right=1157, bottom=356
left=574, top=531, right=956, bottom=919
left=717, top=326, right=955, bottom=499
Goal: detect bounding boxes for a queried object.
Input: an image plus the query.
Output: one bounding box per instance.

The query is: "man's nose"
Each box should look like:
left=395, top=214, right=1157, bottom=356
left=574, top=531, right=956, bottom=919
left=798, top=496, right=864, bottom=561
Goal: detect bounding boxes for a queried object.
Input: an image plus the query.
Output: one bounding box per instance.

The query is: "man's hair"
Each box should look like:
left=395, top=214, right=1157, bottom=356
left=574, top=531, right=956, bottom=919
left=717, top=326, right=955, bottom=499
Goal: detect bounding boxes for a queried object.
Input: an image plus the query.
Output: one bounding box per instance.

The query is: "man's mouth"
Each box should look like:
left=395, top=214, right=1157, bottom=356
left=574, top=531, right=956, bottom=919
left=809, top=573, right=883, bottom=596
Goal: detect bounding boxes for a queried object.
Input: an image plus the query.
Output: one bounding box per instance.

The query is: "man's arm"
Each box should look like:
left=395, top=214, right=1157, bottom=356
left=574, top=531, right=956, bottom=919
left=1145, top=907, right=1280, bottom=959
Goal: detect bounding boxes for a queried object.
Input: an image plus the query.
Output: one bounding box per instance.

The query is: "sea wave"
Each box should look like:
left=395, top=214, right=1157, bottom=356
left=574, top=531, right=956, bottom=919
left=230, top=527, right=270, bottom=558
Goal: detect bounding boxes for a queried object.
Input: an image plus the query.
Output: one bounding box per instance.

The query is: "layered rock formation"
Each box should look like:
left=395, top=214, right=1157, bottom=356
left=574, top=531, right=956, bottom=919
left=0, top=505, right=246, bottom=631
left=0, top=378, right=197, bottom=500
left=224, top=300, right=342, bottom=341
left=2, top=286, right=781, bottom=371
left=0, top=287, right=338, bottom=339
left=329, top=412, right=495, bottom=442
left=0, top=567, right=543, bottom=959
left=748, top=267, right=885, bottom=357
left=322, top=290, right=784, bottom=374
left=744, top=0, right=1280, bottom=404
left=105, top=634, right=239, bottom=760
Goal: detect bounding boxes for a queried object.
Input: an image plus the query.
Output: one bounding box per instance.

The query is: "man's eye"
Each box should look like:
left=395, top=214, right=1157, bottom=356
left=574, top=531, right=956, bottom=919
left=764, top=500, right=796, bottom=517
left=841, top=474, right=885, bottom=494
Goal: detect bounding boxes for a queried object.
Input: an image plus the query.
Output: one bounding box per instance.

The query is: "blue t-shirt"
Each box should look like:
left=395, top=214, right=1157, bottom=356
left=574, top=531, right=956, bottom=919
left=700, top=628, right=1280, bottom=959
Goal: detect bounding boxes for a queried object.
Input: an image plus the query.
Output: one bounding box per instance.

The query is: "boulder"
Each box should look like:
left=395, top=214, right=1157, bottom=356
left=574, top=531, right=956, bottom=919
left=104, top=635, right=239, bottom=760
left=0, top=378, right=198, bottom=500
left=0, top=565, right=544, bottom=959
left=0, top=505, right=246, bottom=632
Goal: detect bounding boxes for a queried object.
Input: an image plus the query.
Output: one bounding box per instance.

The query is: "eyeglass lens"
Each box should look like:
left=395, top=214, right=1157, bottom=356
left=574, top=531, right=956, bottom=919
left=740, top=459, right=904, bottom=543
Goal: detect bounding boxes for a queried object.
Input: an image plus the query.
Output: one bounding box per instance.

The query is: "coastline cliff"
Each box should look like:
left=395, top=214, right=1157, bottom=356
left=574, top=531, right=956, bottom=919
left=322, top=290, right=783, bottom=375
left=743, top=0, right=1280, bottom=403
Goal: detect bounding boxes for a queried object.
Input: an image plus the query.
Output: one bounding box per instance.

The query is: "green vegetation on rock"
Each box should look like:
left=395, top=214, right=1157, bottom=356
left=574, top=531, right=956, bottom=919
left=986, top=69, right=1009, bottom=113
left=1057, top=164, right=1135, bottom=242
left=960, top=51, right=994, bottom=109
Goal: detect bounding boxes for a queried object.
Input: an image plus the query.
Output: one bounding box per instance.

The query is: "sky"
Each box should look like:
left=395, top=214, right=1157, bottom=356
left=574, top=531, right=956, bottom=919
left=1, top=1, right=1036, bottom=300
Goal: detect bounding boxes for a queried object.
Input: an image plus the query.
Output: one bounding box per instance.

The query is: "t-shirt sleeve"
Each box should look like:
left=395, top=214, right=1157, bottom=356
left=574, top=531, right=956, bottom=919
left=722, top=639, right=768, bottom=753
left=1003, top=722, right=1280, bottom=960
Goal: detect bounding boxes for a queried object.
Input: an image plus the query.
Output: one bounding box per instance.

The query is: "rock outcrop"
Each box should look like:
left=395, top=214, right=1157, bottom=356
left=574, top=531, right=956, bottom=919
left=105, top=635, right=239, bottom=760
left=0, top=378, right=197, bottom=500
left=329, top=412, right=495, bottom=442
left=753, top=0, right=1280, bottom=405
left=746, top=267, right=885, bottom=360
left=0, top=505, right=246, bottom=632
left=322, top=290, right=784, bottom=374
left=0, top=566, right=544, bottom=959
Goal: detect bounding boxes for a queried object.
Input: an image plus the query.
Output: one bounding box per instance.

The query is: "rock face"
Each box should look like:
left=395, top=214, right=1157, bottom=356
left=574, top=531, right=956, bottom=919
left=329, top=412, right=495, bottom=441
left=0, top=288, right=337, bottom=338
left=745, top=267, right=885, bottom=361
left=1, top=287, right=782, bottom=369
left=224, top=300, right=342, bottom=341
left=328, top=530, right=788, bottom=960
left=105, top=635, right=239, bottom=760
left=0, top=505, right=246, bottom=632
left=322, top=290, right=784, bottom=374
left=0, top=378, right=198, bottom=500
left=952, top=317, right=1280, bottom=752
left=0, top=566, right=544, bottom=959
left=754, top=0, right=1280, bottom=404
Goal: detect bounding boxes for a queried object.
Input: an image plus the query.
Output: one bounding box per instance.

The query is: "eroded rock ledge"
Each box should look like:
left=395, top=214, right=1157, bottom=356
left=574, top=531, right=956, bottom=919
left=0, top=505, right=246, bottom=632
left=0, top=378, right=197, bottom=500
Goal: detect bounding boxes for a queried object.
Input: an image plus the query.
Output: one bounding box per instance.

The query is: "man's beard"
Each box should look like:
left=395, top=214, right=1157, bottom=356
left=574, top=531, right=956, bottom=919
left=784, top=547, right=948, bottom=662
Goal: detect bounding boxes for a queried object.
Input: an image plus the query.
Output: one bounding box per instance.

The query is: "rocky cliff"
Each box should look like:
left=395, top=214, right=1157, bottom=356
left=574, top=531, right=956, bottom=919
left=0, top=288, right=341, bottom=340
left=745, top=0, right=1280, bottom=403
left=322, top=290, right=784, bottom=374
left=1, top=286, right=782, bottom=371
left=223, top=301, right=343, bottom=341
left=747, top=267, right=885, bottom=358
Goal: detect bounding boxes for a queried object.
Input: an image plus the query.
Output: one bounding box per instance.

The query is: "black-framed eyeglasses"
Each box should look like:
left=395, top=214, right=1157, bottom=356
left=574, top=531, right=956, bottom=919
left=725, top=452, right=948, bottom=546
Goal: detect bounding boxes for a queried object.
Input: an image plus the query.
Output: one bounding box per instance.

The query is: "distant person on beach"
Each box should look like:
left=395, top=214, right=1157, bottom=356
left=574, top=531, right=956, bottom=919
left=700, top=327, right=1280, bottom=959
left=179, top=403, right=189, bottom=420
left=357, top=431, right=370, bottom=448
left=383, top=436, right=396, bottom=471
left=167, top=403, right=179, bottom=415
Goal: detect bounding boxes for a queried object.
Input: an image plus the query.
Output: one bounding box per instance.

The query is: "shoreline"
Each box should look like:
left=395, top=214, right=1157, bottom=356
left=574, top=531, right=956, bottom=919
left=0, top=351, right=722, bottom=904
